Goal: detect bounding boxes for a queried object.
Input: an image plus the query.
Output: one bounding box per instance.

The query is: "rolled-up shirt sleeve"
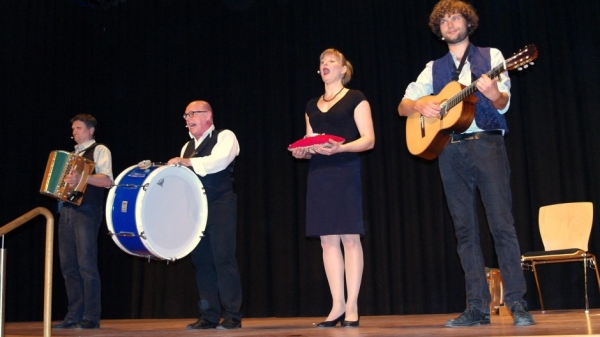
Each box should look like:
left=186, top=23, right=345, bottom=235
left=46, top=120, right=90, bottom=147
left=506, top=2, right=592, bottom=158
left=491, top=48, right=511, bottom=114
left=403, top=61, right=435, bottom=101
left=93, top=144, right=114, bottom=182
left=180, top=130, right=240, bottom=177
left=404, top=51, right=511, bottom=114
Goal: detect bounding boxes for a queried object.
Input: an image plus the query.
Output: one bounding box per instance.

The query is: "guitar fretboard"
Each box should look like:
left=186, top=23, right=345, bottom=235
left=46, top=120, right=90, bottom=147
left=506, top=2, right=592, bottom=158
left=441, top=61, right=507, bottom=115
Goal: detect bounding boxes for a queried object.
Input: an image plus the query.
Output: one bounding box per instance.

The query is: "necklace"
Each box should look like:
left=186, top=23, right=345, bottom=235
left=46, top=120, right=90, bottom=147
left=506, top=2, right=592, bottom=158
left=322, top=87, right=345, bottom=102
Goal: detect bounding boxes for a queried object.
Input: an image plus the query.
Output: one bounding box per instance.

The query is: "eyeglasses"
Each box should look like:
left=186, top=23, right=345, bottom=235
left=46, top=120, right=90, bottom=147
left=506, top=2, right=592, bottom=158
left=183, top=110, right=208, bottom=119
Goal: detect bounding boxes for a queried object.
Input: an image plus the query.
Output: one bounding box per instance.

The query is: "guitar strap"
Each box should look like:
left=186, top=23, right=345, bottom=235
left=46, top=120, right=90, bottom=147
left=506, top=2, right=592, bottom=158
left=452, top=44, right=470, bottom=81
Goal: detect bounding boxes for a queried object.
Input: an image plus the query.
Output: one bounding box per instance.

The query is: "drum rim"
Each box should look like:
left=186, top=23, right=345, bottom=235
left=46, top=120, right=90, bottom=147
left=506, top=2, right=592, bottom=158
left=105, top=164, right=139, bottom=256
left=135, top=165, right=207, bottom=259
left=106, top=164, right=208, bottom=260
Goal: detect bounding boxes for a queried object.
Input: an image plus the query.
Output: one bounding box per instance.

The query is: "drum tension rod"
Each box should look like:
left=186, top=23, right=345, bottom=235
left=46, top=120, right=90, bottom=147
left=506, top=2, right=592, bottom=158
left=109, top=232, right=137, bottom=237
left=110, top=183, right=140, bottom=189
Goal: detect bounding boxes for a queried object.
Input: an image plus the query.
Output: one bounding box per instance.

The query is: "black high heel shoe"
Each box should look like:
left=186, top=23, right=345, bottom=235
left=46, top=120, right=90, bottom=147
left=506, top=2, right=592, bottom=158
left=316, top=313, right=345, bottom=327
left=342, top=315, right=360, bottom=327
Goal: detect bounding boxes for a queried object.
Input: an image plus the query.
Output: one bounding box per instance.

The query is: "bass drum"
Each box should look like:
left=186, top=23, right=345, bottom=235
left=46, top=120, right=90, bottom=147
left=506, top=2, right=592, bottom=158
left=106, top=164, right=207, bottom=261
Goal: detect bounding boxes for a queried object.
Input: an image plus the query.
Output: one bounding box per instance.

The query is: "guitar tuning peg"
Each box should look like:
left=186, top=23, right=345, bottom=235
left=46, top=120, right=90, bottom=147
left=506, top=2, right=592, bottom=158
left=523, top=64, right=529, bottom=69
left=530, top=62, right=535, bottom=66
left=518, top=67, right=523, bottom=71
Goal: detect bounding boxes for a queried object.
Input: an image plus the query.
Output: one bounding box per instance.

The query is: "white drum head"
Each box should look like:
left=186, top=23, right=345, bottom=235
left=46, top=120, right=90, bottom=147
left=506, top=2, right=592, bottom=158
left=136, top=165, right=207, bottom=260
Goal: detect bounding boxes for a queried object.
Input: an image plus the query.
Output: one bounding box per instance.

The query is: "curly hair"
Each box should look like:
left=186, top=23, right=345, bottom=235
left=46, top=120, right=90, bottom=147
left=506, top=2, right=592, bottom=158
left=428, top=0, right=479, bottom=38
left=320, top=48, right=354, bottom=85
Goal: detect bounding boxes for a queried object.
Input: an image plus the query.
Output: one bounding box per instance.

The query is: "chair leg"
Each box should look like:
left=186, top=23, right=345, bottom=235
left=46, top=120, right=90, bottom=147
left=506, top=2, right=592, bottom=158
left=590, top=255, right=600, bottom=311
left=531, top=263, right=546, bottom=313
left=584, top=257, right=589, bottom=313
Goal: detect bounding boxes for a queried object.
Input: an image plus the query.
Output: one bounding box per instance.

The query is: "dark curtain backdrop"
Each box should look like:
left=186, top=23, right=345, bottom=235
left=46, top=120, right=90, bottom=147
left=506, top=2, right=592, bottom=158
left=1, top=0, right=599, bottom=321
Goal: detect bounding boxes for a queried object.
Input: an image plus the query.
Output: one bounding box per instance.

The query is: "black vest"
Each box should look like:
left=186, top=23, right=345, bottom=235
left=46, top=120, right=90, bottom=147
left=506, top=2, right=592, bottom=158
left=183, top=130, right=235, bottom=203
left=79, top=143, right=106, bottom=206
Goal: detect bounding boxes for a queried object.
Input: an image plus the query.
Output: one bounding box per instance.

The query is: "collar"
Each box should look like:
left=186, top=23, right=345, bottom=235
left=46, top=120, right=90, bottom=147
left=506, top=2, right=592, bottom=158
left=74, top=139, right=96, bottom=154
left=190, top=125, right=215, bottom=144
left=449, top=43, right=473, bottom=64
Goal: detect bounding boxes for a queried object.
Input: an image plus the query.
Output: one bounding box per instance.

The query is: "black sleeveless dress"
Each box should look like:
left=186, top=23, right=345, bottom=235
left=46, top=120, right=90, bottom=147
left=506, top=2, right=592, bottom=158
left=304, top=89, right=366, bottom=237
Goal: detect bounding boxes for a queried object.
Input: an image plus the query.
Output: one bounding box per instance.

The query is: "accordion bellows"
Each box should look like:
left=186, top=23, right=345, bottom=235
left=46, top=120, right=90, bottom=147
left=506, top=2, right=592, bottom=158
left=40, top=150, right=95, bottom=205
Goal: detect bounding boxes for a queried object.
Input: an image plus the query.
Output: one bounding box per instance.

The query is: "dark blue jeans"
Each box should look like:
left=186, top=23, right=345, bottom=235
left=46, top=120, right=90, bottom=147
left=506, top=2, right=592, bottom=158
left=191, top=192, right=242, bottom=323
left=58, top=203, right=102, bottom=324
left=439, top=135, right=527, bottom=313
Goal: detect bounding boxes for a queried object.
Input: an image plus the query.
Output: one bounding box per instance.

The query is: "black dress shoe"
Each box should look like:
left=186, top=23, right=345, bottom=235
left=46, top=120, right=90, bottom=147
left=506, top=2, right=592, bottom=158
left=77, top=319, right=100, bottom=329
left=52, top=320, right=78, bottom=329
left=217, top=317, right=242, bottom=329
left=511, top=302, right=535, bottom=326
left=445, top=306, right=490, bottom=327
left=317, top=313, right=345, bottom=327
left=342, top=315, right=360, bottom=327
left=186, top=318, right=218, bottom=330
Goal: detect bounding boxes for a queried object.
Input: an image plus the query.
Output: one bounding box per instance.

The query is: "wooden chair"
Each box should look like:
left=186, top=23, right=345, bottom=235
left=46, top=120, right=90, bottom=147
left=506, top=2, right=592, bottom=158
left=521, top=202, right=600, bottom=312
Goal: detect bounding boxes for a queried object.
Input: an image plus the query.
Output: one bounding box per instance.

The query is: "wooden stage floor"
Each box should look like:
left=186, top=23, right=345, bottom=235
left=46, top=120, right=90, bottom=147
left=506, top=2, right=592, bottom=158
left=5, top=309, right=600, bottom=336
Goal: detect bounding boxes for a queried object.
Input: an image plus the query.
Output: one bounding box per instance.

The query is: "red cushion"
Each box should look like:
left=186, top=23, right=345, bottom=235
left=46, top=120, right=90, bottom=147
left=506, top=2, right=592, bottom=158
left=288, top=134, right=345, bottom=150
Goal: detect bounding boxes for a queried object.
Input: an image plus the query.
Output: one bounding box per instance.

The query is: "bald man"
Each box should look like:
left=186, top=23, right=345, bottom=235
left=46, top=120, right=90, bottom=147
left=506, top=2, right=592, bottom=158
left=168, top=101, right=242, bottom=330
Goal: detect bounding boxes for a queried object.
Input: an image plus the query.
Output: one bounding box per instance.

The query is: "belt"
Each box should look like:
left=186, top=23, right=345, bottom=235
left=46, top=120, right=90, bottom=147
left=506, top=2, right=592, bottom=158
left=450, top=130, right=504, bottom=143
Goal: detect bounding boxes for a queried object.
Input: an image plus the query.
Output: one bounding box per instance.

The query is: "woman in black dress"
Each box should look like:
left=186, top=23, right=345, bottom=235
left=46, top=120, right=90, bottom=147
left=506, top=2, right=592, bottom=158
left=291, top=48, right=375, bottom=327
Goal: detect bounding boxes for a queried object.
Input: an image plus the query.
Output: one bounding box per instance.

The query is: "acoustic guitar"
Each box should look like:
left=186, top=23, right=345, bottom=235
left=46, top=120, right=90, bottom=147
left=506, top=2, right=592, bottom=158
left=405, top=44, right=538, bottom=160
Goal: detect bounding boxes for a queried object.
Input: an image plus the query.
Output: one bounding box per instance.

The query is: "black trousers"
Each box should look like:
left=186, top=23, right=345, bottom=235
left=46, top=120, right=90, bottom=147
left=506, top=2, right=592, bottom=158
left=191, top=192, right=242, bottom=322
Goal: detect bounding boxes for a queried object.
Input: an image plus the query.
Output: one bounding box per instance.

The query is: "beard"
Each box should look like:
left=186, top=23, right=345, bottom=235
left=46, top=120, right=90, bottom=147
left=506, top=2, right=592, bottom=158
left=443, top=29, right=469, bottom=45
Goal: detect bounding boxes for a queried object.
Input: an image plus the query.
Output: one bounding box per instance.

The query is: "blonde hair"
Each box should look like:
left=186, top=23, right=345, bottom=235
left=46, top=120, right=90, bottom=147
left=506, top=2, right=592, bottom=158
left=320, top=48, right=353, bottom=85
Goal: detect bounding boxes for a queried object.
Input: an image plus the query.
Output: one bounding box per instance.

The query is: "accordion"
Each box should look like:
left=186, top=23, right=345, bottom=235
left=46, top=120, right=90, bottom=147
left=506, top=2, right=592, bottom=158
left=40, top=150, right=95, bottom=205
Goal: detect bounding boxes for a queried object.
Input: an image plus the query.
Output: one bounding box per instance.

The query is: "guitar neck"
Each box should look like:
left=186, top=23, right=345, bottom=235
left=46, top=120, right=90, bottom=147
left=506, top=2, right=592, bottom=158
left=407, top=44, right=537, bottom=160
left=444, top=61, right=507, bottom=112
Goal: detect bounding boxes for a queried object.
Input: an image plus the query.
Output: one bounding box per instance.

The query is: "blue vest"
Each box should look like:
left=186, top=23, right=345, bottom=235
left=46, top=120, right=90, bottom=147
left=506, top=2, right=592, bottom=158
left=432, top=44, right=508, bottom=131
left=183, top=130, right=235, bottom=203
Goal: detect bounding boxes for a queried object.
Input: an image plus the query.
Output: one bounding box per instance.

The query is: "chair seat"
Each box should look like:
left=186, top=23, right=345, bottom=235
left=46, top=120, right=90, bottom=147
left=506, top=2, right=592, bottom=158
left=522, top=248, right=587, bottom=261
left=522, top=202, right=597, bottom=312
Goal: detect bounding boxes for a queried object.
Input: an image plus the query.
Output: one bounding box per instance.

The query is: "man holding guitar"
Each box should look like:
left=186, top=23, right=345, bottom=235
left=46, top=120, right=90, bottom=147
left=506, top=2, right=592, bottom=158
left=398, top=0, right=535, bottom=328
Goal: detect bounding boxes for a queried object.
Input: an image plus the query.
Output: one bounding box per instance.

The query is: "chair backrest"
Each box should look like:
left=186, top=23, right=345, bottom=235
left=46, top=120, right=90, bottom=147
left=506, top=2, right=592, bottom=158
left=538, top=202, right=594, bottom=251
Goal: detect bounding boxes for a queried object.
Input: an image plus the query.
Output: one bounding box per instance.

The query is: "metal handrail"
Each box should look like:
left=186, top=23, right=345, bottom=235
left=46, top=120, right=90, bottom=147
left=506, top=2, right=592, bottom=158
left=0, top=207, right=54, bottom=337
